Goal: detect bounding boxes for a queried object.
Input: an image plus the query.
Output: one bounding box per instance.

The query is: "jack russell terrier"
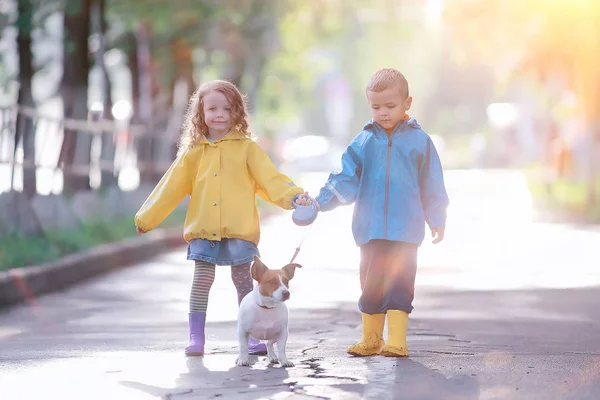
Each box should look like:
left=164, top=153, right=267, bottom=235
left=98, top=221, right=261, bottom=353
left=236, top=256, right=301, bottom=367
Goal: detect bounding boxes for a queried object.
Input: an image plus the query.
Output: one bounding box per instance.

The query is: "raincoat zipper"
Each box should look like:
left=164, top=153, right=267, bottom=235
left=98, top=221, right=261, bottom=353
left=384, top=135, right=392, bottom=238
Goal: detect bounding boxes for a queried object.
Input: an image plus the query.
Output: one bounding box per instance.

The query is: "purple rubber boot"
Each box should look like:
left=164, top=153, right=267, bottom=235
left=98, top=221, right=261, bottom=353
left=185, top=312, right=206, bottom=356
left=248, top=336, right=268, bottom=355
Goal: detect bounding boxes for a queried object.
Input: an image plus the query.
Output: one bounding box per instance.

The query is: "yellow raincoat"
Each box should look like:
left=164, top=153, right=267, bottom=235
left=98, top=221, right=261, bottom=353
left=134, top=131, right=304, bottom=245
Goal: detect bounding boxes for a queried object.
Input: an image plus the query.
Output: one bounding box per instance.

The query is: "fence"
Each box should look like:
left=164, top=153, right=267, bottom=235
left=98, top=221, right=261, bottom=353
left=0, top=103, right=185, bottom=239
left=0, top=104, right=180, bottom=195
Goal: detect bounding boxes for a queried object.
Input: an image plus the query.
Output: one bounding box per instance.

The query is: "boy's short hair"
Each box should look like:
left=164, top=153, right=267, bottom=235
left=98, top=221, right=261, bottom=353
left=366, top=68, right=409, bottom=98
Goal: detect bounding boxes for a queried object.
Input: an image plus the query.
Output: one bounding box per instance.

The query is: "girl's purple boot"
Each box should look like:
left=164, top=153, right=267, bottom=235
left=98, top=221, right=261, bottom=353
left=185, top=312, right=266, bottom=356
left=248, top=337, right=267, bottom=355
left=185, top=312, right=206, bottom=356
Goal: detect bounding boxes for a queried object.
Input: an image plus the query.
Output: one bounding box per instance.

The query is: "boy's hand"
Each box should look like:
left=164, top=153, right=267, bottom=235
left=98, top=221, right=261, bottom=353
left=295, top=192, right=319, bottom=209
left=431, top=227, right=445, bottom=244
left=294, top=192, right=310, bottom=206
left=136, top=226, right=145, bottom=236
left=292, top=192, right=320, bottom=226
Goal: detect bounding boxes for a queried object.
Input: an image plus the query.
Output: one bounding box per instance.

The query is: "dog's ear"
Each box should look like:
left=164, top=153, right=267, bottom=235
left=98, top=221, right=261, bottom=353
left=251, top=256, right=269, bottom=282
left=282, top=263, right=302, bottom=280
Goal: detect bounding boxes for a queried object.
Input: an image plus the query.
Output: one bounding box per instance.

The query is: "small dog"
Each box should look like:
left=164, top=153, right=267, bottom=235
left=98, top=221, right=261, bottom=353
left=236, top=256, right=301, bottom=367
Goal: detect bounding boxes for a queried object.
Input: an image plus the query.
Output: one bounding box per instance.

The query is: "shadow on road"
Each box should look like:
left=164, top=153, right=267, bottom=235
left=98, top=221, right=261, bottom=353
left=389, top=359, right=480, bottom=400
left=119, top=357, right=292, bottom=398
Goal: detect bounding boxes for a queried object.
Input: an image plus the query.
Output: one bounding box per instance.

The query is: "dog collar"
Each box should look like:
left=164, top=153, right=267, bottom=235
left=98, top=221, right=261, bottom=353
left=257, top=302, right=273, bottom=310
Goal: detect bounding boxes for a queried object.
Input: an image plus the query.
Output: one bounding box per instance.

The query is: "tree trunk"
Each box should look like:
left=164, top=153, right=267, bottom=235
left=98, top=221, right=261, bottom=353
left=246, top=52, right=266, bottom=114
left=134, top=23, right=156, bottom=185
left=59, top=0, right=92, bottom=194
left=587, top=127, right=599, bottom=208
left=167, top=39, right=193, bottom=107
left=220, top=18, right=247, bottom=89
left=15, top=0, right=36, bottom=198
left=125, top=33, right=140, bottom=125
left=226, top=54, right=247, bottom=89
left=94, top=0, right=117, bottom=189
left=158, top=39, right=195, bottom=174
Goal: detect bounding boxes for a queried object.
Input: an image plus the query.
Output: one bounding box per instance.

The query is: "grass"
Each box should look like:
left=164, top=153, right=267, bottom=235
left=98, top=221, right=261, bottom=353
left=0, top=210, right=187, bottom=271
left=527, top=175, right=600, bottom=223
left=0, top=194, right=283, bottom=272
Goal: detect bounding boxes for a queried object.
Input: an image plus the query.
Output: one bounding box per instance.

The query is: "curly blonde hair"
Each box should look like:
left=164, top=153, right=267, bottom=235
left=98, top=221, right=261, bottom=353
left=178, top=80, right=251, bottom=155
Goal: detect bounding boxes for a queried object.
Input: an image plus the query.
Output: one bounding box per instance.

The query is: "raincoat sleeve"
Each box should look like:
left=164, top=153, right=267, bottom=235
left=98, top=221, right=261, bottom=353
left=315, top=137, right=362, bottom=212
left=247, top=141, right=304, bottom=210
left=419, top=137, right=450, bottom=229
left=134, top=149, right=193, bottom=232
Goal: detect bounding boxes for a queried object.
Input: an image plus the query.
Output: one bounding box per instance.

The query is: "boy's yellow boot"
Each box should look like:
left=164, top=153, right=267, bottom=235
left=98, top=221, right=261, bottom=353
left=380, top=310, right=409, bottom=357
left=347, top=313, right=385, bottom=356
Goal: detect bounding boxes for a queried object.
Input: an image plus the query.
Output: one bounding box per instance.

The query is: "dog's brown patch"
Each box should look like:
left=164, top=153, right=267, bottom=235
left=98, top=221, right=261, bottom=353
left=251, top=257, right=302, bottom=297
left=258, top=270, right=286, bottom=297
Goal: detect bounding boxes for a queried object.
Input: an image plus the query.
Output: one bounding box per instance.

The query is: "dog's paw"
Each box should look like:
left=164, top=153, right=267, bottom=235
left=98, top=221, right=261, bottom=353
left=280, top=360, right=294, bottom=368
left=268, top=357, right=279, bottom=364
left=236, top=357, right=250, bottom=367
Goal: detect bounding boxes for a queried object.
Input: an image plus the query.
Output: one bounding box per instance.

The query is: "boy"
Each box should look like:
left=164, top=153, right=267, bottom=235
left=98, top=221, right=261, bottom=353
left=310, top=68, right=449, bottom=357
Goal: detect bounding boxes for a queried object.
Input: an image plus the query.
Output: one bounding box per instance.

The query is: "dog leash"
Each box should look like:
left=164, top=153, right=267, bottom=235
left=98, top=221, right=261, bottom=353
left=289, top=222, right=314, bottom=264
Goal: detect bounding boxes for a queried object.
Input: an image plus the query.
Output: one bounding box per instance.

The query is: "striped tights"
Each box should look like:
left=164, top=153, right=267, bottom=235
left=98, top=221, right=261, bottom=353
left=189, top=260, right=254, bottom=312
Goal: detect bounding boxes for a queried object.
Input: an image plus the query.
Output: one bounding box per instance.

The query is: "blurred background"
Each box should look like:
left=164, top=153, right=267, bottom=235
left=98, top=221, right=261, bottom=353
left=3, top=3, right=600, bottom=396
left=1, top=0, right=599, bottom=270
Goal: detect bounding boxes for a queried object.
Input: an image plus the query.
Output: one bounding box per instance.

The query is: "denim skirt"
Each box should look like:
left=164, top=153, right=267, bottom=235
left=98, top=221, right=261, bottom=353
left=187, top=238, right=260, bottom=266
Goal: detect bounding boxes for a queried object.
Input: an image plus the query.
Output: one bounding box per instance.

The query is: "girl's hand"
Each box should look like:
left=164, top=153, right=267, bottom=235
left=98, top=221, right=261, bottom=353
left=294, top=192, right=309, bottom=206
left=431, top=227, right=445, bottom=244
left=136, top=226, right=146, bottom=236
left=291, top=192, right=320, bottom=226
left=295, top=192, right=319, bottom=209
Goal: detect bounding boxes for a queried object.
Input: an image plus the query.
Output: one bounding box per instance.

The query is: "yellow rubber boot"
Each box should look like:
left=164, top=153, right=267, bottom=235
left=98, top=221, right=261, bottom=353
left=380, top=310, right=409, bottom=357
left=347, top=313, right=385, bottom=356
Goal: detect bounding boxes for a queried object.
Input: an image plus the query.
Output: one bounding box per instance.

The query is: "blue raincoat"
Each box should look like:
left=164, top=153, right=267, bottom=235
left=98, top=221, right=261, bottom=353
left=315, top=118, right=449, bottom=246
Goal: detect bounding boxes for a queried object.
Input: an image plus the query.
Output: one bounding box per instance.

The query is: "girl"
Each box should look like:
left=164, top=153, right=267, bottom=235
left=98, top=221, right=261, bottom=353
left=134, top=79, right=307, bottom=356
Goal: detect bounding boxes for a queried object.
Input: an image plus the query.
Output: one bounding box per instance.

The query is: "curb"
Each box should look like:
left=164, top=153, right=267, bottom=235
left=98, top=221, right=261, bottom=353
left=0, top=227, right=186, bottom=309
